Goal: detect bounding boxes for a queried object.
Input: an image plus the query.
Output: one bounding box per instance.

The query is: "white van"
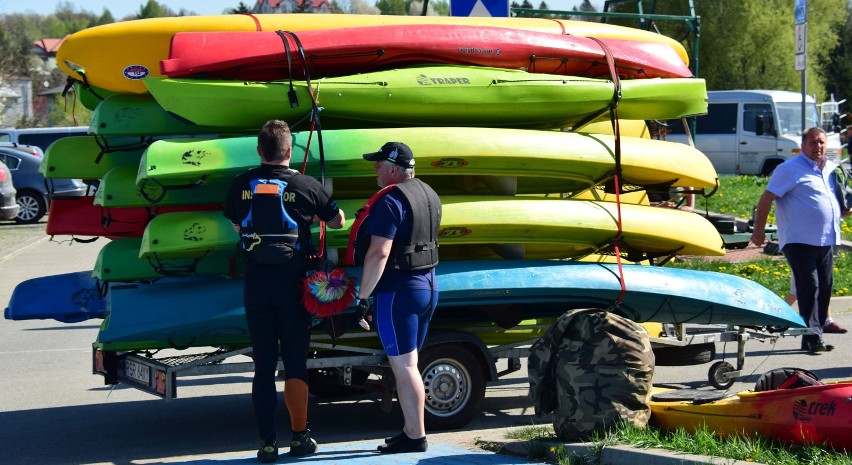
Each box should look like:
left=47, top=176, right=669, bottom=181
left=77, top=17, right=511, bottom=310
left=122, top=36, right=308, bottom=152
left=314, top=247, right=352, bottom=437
left=0, top=126, right=89, bottom=152
left=666, top=90, right=842, bottom=175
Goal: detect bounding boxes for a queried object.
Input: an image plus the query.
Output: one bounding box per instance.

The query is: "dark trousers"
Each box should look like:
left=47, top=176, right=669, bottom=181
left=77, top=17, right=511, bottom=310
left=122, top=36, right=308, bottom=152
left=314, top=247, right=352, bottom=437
left=243, top=255, right=311, bottom=441
left=783, top=243, right=833, bottom=344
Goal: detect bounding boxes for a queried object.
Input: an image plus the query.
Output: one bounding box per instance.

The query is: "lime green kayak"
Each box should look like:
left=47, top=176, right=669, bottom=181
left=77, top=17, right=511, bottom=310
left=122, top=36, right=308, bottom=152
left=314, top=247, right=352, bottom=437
left=73, top=80, right=121, bottom=112
left=89, top=93, right=254, bottom=137
left=139, top=196, right=724, bottom=261
left=43, top=136, right=146, bottom=179
left=144, top=66, right=707, bottom=130
left=139, top=128, right=717, bottom=199
left=95, top=165, right=228, bottom=207
left=93, top=237, right=242, bottom=282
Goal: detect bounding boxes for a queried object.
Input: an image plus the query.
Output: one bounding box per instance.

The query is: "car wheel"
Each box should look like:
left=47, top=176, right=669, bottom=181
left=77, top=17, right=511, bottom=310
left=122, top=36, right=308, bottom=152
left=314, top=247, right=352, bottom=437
left=15, top=190, right=47, bottom=224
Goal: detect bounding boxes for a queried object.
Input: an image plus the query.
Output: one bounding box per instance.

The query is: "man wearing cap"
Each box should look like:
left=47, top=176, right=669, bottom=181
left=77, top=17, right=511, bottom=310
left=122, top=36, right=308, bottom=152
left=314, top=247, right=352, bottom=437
left=351, top=142, right=441, bottom=454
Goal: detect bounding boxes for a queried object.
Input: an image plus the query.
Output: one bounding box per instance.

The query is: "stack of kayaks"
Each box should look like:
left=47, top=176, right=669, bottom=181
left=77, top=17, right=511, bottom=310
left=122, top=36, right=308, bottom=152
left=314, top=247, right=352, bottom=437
left=6, top=14, right=805, bottom=355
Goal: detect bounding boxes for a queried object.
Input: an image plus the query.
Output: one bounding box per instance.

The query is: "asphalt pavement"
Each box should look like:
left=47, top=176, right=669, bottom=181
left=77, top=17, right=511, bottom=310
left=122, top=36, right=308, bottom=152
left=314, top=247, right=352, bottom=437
left=1, top=219, right=850, bottom=465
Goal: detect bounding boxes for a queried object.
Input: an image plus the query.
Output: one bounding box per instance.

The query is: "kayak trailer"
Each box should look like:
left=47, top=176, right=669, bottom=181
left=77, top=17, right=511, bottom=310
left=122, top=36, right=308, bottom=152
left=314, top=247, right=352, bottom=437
left=92, top=318, right=727, bottom=430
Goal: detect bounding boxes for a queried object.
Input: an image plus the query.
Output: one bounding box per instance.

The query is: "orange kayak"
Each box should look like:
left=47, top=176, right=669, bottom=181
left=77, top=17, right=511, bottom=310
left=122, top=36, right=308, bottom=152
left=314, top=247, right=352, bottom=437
left=650, top=382, right=852, bottom=450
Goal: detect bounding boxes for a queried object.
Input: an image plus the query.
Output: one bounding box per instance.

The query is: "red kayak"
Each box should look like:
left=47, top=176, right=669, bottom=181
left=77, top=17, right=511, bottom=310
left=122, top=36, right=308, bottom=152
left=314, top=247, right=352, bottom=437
left=161, top=24, right=692, bottom=81
left=651, top=371, right=852, bottom=450
left=46, top=196, right=222, bottom=239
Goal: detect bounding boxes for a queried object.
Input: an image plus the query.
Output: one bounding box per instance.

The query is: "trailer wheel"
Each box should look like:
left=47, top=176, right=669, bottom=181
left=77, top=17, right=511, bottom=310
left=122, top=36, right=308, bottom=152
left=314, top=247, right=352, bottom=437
left=708, top=361, right=736, bottom=390
left=419, top=344, right=486, bottom=430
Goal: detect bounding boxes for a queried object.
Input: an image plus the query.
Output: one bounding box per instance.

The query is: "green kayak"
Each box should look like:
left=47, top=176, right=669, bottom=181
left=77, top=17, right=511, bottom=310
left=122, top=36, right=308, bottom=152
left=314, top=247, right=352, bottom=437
left=139, top=127, right=717, bottom=199
left=144, top=66, right=707, bottom=130
left=43, top=136, right=146, bottom=179
left=93, top=237, right=242, bottom=282
left=89, top=93, right=254, bottom=137
left=95, top=165, right=229, bottom=207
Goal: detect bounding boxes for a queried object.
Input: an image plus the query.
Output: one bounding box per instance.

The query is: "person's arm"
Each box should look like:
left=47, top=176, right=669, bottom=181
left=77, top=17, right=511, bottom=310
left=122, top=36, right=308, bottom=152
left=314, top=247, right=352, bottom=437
left=326, top=209, right=345, bottom=229
left=681, top=189, right=695, bottom=211
left=750, top=190, right=777, bottom=246
left=356, top=235, right=393, bottom=330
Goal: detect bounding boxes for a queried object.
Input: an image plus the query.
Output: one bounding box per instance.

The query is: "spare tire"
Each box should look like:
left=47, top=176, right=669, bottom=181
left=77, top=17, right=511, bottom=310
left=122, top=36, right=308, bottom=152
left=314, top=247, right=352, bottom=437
left=653, top=342, right=715, bottom=366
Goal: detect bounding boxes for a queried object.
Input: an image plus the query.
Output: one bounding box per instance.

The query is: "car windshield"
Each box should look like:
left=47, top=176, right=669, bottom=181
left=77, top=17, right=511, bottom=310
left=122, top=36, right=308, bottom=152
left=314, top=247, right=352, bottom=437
left=776, top=102, right=819, bottom=136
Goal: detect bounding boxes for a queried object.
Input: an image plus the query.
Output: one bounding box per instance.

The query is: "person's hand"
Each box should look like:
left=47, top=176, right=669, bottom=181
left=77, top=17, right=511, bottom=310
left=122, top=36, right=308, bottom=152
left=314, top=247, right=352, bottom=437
left=354, top=298, right=373, bottom=330
left=750, top=230, right=766, bottom=247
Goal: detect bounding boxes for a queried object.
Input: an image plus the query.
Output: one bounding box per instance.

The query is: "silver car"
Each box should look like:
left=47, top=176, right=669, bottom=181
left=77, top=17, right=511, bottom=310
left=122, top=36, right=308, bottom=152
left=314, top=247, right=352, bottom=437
left=0, top=143, right=88, bottom=224
left=0, top=159, right=19, bottom=221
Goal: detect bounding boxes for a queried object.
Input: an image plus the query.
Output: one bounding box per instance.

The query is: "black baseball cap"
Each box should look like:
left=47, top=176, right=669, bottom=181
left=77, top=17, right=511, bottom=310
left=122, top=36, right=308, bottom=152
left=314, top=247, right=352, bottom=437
left=363, top=142, right=415, bottom=169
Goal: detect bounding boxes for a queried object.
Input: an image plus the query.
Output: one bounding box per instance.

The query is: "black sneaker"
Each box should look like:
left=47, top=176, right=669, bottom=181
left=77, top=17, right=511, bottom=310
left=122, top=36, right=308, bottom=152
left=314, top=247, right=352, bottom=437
left=257, top=439, right=278, bottom=463
left=377, top=434, right=428, bottom=454
left=289, top=429, right=318, bottom=457
left=384, top=432, right=406, bottom=444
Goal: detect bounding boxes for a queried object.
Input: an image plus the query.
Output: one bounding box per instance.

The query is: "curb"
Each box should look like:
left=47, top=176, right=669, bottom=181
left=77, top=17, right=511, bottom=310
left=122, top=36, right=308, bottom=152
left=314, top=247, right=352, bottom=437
left=494, top=440, right=758, bottom=465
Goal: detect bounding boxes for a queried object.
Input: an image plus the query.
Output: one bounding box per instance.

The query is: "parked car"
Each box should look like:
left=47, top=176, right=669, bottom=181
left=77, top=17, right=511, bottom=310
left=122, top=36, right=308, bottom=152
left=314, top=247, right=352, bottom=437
left=0, top=126, right=89, bottom=149
left=0, top=159, right=19, bottom=221
left=0, top=143, right=89, bottom=224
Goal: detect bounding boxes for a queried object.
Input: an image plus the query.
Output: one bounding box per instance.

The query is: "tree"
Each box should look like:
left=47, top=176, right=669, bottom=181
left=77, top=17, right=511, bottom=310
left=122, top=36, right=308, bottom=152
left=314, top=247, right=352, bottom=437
left=346, top=0, right=381, bottom=14
left=375, top=0, right=407, bottom=15
left=431, top=0, right=449, bottom=15
left=228, top=2, right=253, bottom=14
left=0, top=16, right=38, bottom=78
left=96, top=9, right=115, bottom=25
left=574, top=0, right=596, bottom=11
left=136, top=0, right=175, bottom=19
left=606, top=0, right=843, bottom=101
left=821, top=4, right=852, bottom=108
left=691, top=0, right=843, bottom=100
left=570, top=0, right=597, bottom=21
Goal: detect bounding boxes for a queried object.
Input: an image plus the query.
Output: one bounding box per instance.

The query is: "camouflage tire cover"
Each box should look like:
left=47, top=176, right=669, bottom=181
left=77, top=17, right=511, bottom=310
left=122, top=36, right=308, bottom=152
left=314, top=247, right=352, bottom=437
left=528, top=308, right=655, bottom=441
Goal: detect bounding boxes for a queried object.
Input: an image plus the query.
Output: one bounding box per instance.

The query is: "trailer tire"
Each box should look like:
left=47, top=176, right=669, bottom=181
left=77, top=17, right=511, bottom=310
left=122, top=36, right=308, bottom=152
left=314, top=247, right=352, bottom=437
left=653, top=342, right=715, bottom=366
left=419, top=344, right=486, bottom=430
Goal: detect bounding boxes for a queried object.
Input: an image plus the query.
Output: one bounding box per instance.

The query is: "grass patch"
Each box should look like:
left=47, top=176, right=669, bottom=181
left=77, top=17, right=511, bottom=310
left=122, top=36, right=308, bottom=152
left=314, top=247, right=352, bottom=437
left=506, top=422, right=852, bottom=465
left=670, top=175, right=852, bottom=298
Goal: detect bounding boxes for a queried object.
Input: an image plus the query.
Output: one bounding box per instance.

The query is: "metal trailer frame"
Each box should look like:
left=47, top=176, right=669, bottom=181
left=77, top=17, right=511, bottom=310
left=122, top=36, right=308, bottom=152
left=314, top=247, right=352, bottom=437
left=91, top=305, right=798, bottom=430
left=653, top=323, right=813, bottom=389
left=92, top=323, right=541, bottom=430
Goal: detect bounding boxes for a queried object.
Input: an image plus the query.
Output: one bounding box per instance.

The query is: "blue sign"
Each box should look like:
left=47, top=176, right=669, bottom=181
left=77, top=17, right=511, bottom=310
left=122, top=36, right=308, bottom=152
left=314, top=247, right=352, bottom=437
left=794, top=0, right=807, bottom=24
left=450, top=0, right=509, bottom=17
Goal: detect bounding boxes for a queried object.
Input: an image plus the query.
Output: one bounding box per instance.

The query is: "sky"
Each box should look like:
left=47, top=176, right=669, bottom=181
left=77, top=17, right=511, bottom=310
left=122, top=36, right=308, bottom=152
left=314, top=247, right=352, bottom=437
left=0, top=0, right=605, bottom=18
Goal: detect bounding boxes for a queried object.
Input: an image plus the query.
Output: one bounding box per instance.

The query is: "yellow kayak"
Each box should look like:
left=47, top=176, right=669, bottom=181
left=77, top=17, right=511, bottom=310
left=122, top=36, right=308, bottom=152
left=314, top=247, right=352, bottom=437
left=57, top=13, right=690, bottom=94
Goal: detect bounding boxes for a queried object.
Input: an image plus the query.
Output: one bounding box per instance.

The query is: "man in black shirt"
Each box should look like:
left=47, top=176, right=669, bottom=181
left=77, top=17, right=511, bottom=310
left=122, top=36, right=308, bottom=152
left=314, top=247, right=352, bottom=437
left=224, top=120, right=345, bottom=462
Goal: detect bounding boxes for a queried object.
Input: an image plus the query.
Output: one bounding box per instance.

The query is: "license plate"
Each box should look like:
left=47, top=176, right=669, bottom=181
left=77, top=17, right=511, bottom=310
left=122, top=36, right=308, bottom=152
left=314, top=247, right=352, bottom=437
left=125, top=360, right=151, bottom=385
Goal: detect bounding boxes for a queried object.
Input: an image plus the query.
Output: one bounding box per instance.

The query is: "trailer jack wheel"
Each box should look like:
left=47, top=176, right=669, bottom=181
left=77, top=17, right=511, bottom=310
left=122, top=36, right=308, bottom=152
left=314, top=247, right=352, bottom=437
left=708, top=361, right=736, bottom=390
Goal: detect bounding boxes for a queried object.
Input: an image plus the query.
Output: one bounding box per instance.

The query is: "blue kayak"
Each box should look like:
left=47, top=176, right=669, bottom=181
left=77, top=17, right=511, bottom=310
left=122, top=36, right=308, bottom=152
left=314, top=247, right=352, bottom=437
left=5, top=271, right=107, bottom=323
left=93, top=260, right=805, bottom=351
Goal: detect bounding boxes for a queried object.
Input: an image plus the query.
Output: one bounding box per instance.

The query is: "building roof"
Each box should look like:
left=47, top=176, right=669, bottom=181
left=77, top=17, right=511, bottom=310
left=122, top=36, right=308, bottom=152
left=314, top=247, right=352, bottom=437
left=33, top=38, right=66, bottom=56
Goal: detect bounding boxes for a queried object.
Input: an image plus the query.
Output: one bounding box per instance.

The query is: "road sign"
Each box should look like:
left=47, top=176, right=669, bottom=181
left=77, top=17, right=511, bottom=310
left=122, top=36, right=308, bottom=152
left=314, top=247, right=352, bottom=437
left=795, top=0, right=807, bottom=24
left=795, top=23, right=807, bottom=71
left=450, top=0, right=509, bottom=17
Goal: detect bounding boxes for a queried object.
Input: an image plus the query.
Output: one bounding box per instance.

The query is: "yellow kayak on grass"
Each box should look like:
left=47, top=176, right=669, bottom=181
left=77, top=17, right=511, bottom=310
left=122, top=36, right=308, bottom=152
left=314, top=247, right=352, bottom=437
left=57, top=13, right=690, bottom=94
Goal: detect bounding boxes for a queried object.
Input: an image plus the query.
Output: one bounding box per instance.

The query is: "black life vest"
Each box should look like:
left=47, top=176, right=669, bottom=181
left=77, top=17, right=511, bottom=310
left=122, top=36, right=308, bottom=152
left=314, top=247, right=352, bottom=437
left=344, top=179, right=440, bottom=271
left=239, top=177, right=300, bottom=264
